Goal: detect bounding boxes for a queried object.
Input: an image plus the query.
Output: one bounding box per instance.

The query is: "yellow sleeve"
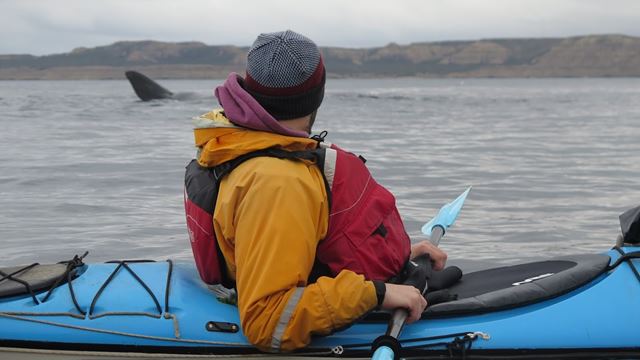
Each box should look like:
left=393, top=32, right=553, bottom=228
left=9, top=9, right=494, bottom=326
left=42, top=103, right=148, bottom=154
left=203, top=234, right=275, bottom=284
left=218, top=158, right=378, bottom=352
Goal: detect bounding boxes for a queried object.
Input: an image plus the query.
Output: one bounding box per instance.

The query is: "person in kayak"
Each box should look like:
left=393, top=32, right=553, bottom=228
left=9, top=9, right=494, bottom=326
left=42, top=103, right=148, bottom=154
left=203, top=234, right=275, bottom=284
left=184, top=30, right=447, bottom=352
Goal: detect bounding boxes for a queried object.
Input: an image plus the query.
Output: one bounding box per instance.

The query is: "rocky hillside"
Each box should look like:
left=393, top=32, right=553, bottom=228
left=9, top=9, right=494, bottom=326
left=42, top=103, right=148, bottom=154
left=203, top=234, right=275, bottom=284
left=1, top=35, right=639, bottom=79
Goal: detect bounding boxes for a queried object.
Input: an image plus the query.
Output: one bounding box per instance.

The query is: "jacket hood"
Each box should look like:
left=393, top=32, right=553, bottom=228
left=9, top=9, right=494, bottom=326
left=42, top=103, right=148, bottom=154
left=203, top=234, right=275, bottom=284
left=193, top=109, right=318, bottom=167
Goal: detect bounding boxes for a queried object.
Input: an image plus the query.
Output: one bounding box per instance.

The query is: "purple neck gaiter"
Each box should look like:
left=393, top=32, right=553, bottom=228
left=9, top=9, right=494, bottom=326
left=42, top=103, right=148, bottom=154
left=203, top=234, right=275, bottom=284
left=214, top=73, right=309, bottom=138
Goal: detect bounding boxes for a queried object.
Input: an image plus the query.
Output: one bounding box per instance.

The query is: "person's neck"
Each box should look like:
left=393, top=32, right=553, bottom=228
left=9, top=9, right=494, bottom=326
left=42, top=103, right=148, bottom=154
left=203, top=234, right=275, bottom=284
left=278, top=115, right=311, bottom=134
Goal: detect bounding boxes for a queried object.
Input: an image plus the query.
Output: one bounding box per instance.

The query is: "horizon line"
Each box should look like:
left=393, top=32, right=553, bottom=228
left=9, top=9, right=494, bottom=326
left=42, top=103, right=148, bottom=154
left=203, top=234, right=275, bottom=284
left=3, top=33, right=636, bottom=57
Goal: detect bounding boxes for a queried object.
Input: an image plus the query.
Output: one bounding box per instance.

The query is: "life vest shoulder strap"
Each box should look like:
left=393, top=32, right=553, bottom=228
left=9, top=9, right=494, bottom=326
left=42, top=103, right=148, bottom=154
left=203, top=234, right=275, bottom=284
left=215, top=147, right=323, bottom=179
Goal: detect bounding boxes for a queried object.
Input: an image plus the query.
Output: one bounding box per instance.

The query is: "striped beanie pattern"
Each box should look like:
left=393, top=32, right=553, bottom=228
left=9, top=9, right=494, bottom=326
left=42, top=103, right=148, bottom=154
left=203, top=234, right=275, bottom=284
left=244, top=30, right=325, bottom=120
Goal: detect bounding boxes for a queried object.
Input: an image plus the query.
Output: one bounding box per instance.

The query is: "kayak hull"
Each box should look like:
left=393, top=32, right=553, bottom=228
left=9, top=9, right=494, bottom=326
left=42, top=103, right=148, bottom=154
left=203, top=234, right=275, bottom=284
left=1, top=248, right=639, bottom=359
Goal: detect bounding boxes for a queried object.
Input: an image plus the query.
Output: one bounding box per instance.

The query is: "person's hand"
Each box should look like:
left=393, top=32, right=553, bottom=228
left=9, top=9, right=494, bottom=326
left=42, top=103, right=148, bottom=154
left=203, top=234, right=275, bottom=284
left=410, top=240, right=448, bottom=271
left=381, top=283, right=427, bottom=323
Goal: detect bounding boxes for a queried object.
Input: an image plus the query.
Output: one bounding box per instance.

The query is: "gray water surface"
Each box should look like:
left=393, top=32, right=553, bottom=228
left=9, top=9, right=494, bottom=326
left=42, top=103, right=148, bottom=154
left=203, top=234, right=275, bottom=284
left=1, top=78, right=639, bottom=268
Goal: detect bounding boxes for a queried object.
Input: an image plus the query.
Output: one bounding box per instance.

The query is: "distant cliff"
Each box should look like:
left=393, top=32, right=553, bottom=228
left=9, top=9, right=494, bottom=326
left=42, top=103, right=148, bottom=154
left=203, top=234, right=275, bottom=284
left=1, top=35, right=639, bottom=79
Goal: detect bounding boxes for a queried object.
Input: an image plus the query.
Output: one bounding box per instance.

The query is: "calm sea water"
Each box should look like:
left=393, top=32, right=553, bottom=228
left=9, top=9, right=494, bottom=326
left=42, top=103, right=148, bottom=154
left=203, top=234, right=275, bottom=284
left=1, top=78, right=639, bottom=269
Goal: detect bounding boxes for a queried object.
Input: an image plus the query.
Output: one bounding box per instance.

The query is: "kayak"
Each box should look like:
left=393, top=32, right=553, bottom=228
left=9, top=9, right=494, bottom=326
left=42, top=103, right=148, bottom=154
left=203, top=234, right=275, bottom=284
left=1, top=245, right=639, bottom=359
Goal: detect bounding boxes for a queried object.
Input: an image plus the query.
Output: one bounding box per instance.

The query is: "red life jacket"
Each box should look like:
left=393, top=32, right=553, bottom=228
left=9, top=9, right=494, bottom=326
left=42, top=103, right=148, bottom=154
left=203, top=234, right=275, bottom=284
left=184, top=144, right=411, bottom=286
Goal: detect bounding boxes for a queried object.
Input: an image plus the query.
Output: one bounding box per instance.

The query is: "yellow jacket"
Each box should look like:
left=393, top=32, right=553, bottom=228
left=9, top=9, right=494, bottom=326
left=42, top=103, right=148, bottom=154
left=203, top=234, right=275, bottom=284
left=193, top=110, right=378, bottom=352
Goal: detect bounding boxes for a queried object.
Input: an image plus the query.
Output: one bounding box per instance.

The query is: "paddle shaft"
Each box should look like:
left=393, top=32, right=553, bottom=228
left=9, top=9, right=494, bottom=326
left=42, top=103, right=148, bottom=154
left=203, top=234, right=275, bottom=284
left=429, top=224, right=445, bottom=247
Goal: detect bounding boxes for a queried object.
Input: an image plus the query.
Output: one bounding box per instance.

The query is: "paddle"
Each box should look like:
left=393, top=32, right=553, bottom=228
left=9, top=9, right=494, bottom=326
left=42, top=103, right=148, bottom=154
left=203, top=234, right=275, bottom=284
left=370, top=187, right=471, bottom=360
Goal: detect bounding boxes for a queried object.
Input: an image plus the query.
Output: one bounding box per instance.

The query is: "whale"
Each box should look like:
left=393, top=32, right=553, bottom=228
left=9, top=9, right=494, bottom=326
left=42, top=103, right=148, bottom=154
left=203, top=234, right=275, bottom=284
left=125, top=70, right=182, bottom=101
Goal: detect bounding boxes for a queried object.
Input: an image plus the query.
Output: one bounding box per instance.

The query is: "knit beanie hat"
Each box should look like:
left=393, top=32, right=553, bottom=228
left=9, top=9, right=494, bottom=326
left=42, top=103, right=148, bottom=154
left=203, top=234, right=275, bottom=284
left=244, top=30, right=325, bottom=120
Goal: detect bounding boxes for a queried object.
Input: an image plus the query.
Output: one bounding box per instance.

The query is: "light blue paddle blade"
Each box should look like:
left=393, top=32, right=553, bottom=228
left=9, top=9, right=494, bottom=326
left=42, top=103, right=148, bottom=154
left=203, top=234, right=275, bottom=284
left=421, top=187, right=471, bottom=237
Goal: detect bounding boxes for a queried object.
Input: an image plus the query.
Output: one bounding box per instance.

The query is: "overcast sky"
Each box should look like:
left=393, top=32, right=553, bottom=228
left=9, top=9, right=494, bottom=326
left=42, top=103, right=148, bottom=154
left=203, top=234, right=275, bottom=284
left=2, top=0, right=640, bottom=55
